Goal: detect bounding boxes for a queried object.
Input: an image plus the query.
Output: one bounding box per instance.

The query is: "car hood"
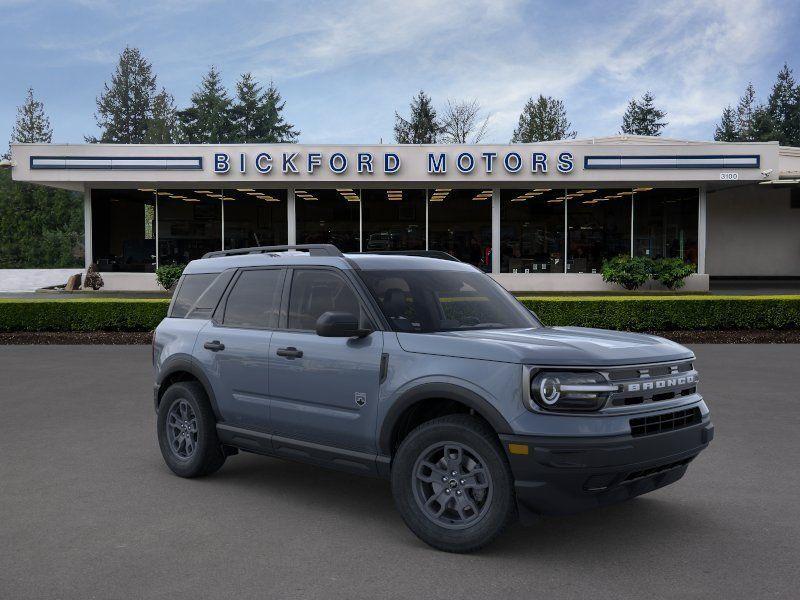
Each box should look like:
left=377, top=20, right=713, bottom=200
left=395, top=326, right=693, bottom=366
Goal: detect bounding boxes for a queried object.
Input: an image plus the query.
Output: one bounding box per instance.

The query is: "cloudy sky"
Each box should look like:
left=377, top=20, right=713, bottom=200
left=1, top=0, right=799, bottom=146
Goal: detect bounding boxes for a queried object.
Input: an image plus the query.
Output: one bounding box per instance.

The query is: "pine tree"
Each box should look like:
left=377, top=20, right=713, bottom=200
left=510, top=95, right=575, bottom=143
left=5, top=88, right=52, bottom=158
left=88, top=47, right=157, bottom=143
left=714, top=105, right=739, bottom=141
left=621, top=91, right=667, bottom=136
left=734, top=83, right=758, bottom=141
left=767, top=63, right=800, bottom=146
left=394, top=91, right=440, bottom=144
left=260, top=81, right=299, bottom=142
left=145, top=88, right=179, bottom=143
left=178, top=66, right=234, bottom=143
left=231, top=74, right=299, bottom=143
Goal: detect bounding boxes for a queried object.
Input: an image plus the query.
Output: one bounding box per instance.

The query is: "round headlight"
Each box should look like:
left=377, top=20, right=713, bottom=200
left=538, top=376, right=561, bottom=405
left=529, top=370, right=616, bottom=412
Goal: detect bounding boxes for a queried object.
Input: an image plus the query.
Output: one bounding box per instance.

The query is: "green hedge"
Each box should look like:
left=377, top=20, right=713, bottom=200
left=519, top=295, right=800, bottom=331
left=1, top=296, right=800, bottom=332
left=0, top=299, right=170, bottom=332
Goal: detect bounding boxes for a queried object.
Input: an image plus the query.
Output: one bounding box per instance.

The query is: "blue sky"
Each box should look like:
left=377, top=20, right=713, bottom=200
left=1, top=0, right=799, bottom=147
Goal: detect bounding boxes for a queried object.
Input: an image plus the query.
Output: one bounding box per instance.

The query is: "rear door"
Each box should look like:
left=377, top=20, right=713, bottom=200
left=195, top=267, right=285, bottom=430
left=268, top=267, right=384, bottom=452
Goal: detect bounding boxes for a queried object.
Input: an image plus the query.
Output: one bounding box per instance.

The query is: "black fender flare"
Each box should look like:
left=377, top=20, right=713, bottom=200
left=156, top=355, right=221, bottom=420
left=378, top=382, right=513, bottom=456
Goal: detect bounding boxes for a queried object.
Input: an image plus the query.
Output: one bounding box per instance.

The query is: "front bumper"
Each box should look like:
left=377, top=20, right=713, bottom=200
left=500, top=416, right=713, bottom=517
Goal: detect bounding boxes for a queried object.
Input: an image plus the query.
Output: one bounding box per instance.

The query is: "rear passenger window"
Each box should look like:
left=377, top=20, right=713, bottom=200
left=171, top=273, right=218, bottom=318
left=223, top=269, right=283, bottom=329
left=287, top=269, right=367, bottom=331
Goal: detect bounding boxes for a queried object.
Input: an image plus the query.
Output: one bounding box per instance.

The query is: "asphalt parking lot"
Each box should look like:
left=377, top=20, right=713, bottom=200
left=1, top=344, right=798, bottom=599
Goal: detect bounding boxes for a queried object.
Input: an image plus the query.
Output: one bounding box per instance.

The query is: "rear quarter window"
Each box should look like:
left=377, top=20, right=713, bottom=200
left=169, top=273, right=219, bottom=318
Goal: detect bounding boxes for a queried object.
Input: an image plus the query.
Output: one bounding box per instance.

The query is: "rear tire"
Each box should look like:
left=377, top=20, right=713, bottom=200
left=391, top=414, right=517, bottom=553
left=157, top=381, right=225, bottom=478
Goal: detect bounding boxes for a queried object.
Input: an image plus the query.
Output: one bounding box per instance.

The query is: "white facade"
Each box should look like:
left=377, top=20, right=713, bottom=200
left=10, top=136, right=800, bottom=291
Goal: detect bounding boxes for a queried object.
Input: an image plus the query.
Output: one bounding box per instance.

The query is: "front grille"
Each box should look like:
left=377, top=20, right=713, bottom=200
left=623, top=458, right=693, bottom=482
left=608, top=361, right=699, bottom=407
left=629, top=407, right=702, bottom=437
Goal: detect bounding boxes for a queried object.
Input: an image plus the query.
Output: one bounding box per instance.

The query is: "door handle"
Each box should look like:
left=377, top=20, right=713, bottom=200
left=276, top=346, right=303, bottom=359
left=203, top=340, right=225, bottom=352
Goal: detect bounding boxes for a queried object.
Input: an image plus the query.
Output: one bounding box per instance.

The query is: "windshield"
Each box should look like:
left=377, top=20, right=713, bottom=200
left=357, top=269, right=540, bottom=333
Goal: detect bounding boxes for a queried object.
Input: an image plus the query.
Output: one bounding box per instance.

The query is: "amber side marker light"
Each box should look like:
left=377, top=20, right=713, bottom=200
left=508, top=443, right=529, bottom=455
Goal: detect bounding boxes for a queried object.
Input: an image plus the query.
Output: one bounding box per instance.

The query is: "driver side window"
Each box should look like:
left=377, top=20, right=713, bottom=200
left=286, top=269, right=369, bottom=331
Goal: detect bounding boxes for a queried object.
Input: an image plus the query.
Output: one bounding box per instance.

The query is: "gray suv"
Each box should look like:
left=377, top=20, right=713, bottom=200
left=153, top=244, right=713, bottom=552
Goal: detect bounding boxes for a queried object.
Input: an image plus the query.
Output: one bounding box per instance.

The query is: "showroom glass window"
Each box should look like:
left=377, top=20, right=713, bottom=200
left=567, top=188, right=632, bottom=273
left=91, top=189, right=156, bottom=272
left=500, top=188, right=565, bottom=273
left=361, top=189, right=425, bottom=253
left=428, top=189, right=492, bottom=270
left=157, top=189, right=222, bottom=265
left=221, top=189, right=287, bottom=250
left=295, top=189, right=360, bottom=252
left=634, top=188, right=698, bottom=264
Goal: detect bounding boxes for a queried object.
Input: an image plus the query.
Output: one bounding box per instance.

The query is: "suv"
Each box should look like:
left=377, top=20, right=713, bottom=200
left=153, top=244, right=713, bottom=552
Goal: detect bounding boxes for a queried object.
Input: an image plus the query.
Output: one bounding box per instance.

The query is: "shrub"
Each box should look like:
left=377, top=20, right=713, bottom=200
left=652, top=258, right=695, bottom=290
left=601, top=255, right=654, bottom=290
left=156, top=264, right=185, bottom=291
left=518, top=295, right=800, bottom=331
left=83, top=263, right=104, bottom=290
left=0, top=299, right=170, bottom=332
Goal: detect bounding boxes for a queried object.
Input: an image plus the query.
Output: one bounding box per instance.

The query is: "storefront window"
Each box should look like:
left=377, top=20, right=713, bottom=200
left=634, top=188, right=698, bottom=264
left=157, top=189, right=222, bottom=265
left=428, top=188, right=492, bottom=270
left=295, top=188, right=360, bottom=252
left=567, top=188, right=631, bottom=273
left=500, top=188, right=565, bottom=273
left=221, top=188, right=287, bottom=249
left=91, top=189, right=156, bottom=272
left=361, top=189, right=425, bottom=252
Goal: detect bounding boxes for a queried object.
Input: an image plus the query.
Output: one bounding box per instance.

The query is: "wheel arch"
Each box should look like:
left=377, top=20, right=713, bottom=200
left=379, top=382, right=513, bottom=456
left=156, top=355, right=221, bottom=420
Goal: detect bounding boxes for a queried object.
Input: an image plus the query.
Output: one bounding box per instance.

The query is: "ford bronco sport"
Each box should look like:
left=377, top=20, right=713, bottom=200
left=153, top=244, right=713, bottom=552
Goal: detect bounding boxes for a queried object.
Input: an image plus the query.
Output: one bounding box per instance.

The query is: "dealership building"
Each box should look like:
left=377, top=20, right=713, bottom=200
left=9, top=136, right=800, bottom=291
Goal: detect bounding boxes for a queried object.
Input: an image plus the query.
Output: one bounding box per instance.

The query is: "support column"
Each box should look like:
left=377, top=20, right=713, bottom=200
left=83, top=186, right=92, bottom=270
left=697, top=185, right=707, bottom=274
left=491, top=188, right=500, bottom=274
left=287, top=187, right=296, bottom=245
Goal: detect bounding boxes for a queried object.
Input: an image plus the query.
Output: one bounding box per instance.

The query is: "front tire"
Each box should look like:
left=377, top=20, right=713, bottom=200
left=391, top=414, right=517, bottom=552
left=157, top=381, right=225, bottom=478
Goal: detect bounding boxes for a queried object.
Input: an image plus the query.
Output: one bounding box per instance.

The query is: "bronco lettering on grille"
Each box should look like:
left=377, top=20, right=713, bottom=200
left=627, top=374, right=696, bottom=393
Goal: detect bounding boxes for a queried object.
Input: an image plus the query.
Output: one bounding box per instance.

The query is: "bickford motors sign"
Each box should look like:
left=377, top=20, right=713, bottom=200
left=213, top=150, right=576, bottom=176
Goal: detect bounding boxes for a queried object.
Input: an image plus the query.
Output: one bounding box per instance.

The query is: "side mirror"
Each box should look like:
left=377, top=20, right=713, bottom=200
left=315, top=311, right=373, bottom=338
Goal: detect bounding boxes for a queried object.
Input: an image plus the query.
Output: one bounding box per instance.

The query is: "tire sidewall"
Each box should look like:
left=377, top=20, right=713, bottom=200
left=157, top=382, right=219, bottom=477
left=391, top=417, right=516, bottom=552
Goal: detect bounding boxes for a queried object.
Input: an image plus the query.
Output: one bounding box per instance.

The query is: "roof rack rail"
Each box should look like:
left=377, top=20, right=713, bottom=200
left=362, top=250, right=461, bottom=262
left=202, top=244, right=344, bottom=259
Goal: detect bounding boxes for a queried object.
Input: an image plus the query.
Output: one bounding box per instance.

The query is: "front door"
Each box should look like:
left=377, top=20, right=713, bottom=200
left=195, top=268, right=284, bottom=430
left=269, top=268, right=383, bottom=452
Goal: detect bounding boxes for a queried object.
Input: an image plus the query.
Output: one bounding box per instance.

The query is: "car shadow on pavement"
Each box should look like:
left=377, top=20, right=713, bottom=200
left=186, top=451, right=718, bottom=557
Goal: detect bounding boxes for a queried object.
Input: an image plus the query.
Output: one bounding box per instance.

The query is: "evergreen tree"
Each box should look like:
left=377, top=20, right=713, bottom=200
left=88, top=47, right=157, bottom=143
left=510, top=95, right=575, bottom=143
left=714, top=105, right=738, bottom=141
left=734, top=83, right=758, bottom=141
left=394, top=91, right=440, bottom=143
left=621, top=91, right=668, bottom=136
left=767, top=63, right=800, bottom=146
left=260, top=81, right=299, bottom=142
left=145, top=88, right=179, bottom=143
left=178, top=66, right=235, bottom=143
left=6, top=88, right=53, bottom=157
left=2, top=89, right=82, bottom=266
left=231, top=74, right=299, bottom=143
